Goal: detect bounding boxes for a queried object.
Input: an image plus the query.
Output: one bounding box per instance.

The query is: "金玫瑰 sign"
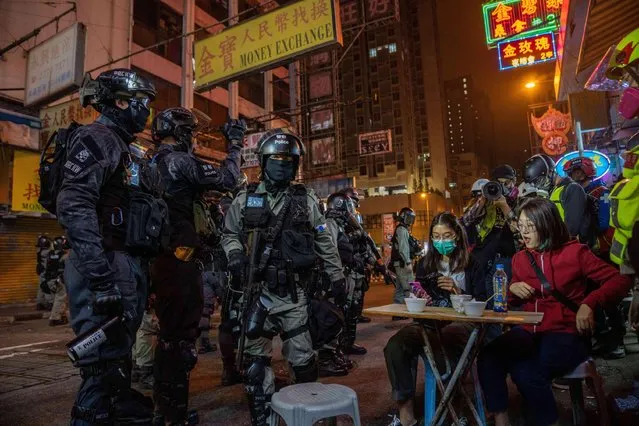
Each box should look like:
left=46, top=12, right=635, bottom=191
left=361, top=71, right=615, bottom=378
left=25, top=23, right=86, bottom=106
left=11, top=150, right=48, bottom=213
left=194, top=0, right=342, bottom=89
left=497, top=32, right=556, bottom=70
left=483, top=0, right=562, bottom=48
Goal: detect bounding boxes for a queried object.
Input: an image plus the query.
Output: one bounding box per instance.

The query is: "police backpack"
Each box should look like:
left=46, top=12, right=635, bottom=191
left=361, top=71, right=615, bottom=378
left=39, top=122, right=83, bottom=215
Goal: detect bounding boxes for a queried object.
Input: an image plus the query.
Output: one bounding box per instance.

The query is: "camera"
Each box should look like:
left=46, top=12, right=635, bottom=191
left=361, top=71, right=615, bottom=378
left=482, top=181, right=503, bottom=201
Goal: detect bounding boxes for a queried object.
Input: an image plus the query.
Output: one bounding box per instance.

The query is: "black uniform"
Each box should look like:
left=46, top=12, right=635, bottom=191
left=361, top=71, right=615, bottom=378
left=150, top=109, right=244, bottom=423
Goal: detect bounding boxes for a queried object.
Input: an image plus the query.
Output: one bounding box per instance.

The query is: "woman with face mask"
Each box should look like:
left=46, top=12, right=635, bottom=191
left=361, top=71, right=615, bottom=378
left=384, top=212, right=487, bottom=426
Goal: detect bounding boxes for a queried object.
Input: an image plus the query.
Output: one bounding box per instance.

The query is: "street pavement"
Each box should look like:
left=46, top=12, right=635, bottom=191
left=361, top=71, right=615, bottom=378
left=0, top=283, right=638, bottom=426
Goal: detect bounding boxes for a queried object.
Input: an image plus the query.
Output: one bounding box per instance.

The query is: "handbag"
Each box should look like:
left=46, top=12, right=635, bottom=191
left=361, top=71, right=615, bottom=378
left=525, top=251, right=579, bottom=313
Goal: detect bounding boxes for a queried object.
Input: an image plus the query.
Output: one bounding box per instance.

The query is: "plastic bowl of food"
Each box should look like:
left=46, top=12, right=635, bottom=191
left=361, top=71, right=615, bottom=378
left=450, top=294, right=472, bottom=313
left=405, top=298, right=428, bottom=313
left=463, top=300, right=486, bottom=317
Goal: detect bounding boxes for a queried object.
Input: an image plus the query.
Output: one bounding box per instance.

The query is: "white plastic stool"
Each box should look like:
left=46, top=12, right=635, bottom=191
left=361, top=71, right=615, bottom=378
left=269, top=382, right=362, bottom=426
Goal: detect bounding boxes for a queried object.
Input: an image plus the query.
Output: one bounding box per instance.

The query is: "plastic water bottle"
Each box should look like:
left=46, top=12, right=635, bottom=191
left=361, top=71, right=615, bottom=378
left=492, top=264, right=508, bottom=313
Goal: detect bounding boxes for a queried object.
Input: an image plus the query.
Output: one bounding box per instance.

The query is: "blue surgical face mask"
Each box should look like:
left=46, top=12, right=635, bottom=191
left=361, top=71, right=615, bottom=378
left=433, top=239, right=456, bottom=256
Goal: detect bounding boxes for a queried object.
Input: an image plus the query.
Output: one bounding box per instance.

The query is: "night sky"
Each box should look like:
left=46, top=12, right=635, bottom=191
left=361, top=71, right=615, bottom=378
left=436, top=0, right=555, bottom=173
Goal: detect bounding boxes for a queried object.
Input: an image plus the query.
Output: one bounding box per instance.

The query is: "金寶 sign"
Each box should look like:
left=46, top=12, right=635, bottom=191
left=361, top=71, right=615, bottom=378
left=556, top=150, right=611, bottom=180
left=11, top=150, right=47, bottom=213
left=25, top=23, right=86, bottom=106
left=359, top=129, right=392, bottom=156
left=498, top=32, right=556, bottom=70
left=483, top=0, right=562, bottom=48
left=194, top=0, right=342, bottom=89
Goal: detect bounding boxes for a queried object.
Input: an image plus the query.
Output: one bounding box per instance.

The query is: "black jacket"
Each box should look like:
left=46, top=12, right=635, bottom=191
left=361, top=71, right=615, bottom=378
left=414, top=254, right=487, bottom=302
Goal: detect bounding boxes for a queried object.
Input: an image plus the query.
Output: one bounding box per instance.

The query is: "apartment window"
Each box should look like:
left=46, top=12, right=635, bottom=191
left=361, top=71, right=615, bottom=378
left=391, top=75, right=399, bottom=84
left=354, top=69, right=361, bottom=77
left=133, top=1, right=182, bottom=65
left=238, top=74, right=265, bottom=108
left=353, top=53, right=360, bottom=61
left=393, top=92, right=400, bottom=101
left=355, top=84, right=362, bottom=93
left=371, top=64, right=378, bottom=73
left=369, top=48, right=377, bottom=58
left=388, top=43, right=397, bottom=53
left=376, top=161, right=385, bottom=174
left=195, top=0, right=228, bottom=21
left=374, top=112, right=381, bottom=121
left=359, top=165, right=367, bottom=176
left=394, top=109, right=401, bottom=118
left=388, top=28, right=395, bottom=36
left=357, top=116, right=364, bottom=125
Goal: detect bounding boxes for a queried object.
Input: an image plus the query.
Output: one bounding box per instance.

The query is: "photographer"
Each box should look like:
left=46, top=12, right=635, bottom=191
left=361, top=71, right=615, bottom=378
left=384, top=212, right=486, bottom=426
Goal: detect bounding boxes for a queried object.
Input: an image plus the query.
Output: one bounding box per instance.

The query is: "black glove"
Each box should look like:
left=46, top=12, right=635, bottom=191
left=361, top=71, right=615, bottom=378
left=227, top=250, right=246, bottom=276
left=93, top=283, right=122, bottom=315
left=374, top=262, right=386, bottom=275
left=331, top=278, right=347, bottom=308
left=222, top=119, right=247, bottom=149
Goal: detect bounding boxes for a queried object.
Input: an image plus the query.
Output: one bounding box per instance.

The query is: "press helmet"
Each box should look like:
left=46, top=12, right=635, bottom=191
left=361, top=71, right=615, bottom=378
left=563, top=157, right=596, bottom=179
left=256, top=128, right=305, bottom=182
left=471, top=179, right=489, bottom=197
left=152, top=107, right=199, bottom=151
left=79, top=68, right=156, bottom=112
left=397, top=207, right=416, bottom=227
left=524, top=154, right=557, bottom=193
left=491, top=164, right=517, bottom=181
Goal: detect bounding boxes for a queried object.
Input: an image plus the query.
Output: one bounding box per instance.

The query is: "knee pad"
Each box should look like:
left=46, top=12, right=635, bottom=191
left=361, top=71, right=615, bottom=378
left=292, top=358, right=318, bottom=383
left=80, top=358, right=130, bottom=396
left=244, top=356, right=271, bottom=387
left=246, top=295, right=273, bottom=340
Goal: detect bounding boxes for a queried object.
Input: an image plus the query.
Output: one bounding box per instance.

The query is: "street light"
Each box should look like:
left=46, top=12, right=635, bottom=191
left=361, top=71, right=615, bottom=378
left=525, top=81, right=537, bottom=89
left=420, top=192, right=427, bottom=199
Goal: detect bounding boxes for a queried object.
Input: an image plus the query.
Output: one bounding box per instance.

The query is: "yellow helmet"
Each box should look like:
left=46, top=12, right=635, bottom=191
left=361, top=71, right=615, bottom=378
left=606, top=27, right=639, bottom=81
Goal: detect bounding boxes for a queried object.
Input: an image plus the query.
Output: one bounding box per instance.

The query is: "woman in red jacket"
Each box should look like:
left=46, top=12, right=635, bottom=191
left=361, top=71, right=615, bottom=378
left=478, top=197, right=632, bottom=426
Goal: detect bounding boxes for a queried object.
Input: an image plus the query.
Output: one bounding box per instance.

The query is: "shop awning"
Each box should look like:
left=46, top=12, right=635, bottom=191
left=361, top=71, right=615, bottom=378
left=0, top=108, right=41, bottom=151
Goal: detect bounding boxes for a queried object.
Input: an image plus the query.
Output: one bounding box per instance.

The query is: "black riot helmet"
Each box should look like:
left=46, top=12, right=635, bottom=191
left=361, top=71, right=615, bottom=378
left=338, top=187, right=360, bottom=208
left=397, top=207, right=416, bottom=227
left=327, top=193, right=355, bottom=214
left=53, top=236, right=68, bottom=251
left=36, top=234, right=51, bottom=249
left=152, top=107, right=199, bottom=151
left=257, top=128, right=305, bottom=184
left=79, top=69, right=156, bottom=134
left=524, top=154, right=557, bottom=193
left=491, top=164, right=516, bottom=181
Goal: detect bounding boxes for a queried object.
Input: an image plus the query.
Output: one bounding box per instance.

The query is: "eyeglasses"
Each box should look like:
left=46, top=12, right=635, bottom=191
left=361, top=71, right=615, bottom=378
left=517, top=221, right=536, bottom=234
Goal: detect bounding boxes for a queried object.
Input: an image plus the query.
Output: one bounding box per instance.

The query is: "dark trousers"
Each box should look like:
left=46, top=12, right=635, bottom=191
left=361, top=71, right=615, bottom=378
left=478, top=327, right=588, bottom=426
left=384, top=322, right=473, bottom=402
left=150, top=254, right=203, bottom=421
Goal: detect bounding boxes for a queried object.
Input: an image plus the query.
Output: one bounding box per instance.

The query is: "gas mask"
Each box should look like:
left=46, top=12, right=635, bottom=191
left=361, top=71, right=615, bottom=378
left=104, top=98, right=151, bottom=135
left=264, top=157, right=296, bottom=183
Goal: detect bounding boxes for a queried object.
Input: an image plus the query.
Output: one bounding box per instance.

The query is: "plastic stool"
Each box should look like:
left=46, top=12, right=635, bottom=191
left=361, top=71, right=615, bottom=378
left=269, top=382, right=361, bottom=426
left=562, top=358, right=610, bottom=426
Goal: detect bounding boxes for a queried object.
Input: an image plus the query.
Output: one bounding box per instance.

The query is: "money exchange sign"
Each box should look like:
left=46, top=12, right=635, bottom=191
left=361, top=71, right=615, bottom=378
left=194, top=0, right=342, bottom=89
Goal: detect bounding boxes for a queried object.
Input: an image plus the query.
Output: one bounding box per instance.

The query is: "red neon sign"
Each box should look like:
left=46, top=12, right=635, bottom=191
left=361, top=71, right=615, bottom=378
left=483, top=0, right=561, bottom=48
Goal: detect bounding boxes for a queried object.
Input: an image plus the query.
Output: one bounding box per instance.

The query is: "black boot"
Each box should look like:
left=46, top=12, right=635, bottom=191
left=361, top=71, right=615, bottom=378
left=333, top=348, right=354, bottom=370
left=221, top=364, right=242, bottom=386
left=357, top=315, right=372, bottom=323
left=318, top=349, right=348, bottom=377
left=345, top=343, right=367, bottom=355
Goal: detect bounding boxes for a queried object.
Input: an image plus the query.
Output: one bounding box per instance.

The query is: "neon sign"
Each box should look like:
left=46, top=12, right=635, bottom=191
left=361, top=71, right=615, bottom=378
left=498, top=32, right=557, bottom=70
left=556, top=150, right=611, bottom=180
left=483, top=0, right=561, bottom=48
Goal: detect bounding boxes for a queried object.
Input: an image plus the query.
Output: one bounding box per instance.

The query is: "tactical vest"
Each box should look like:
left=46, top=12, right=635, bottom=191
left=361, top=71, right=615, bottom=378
left=98, top=150, right=168, bottom=255
left=391, top=224, right=419, bottom=264
left=337, top=227, right=355, bottom=267
left=243, top=184, right=316, bottom=296
left=609, top=177, right=639, bottom=266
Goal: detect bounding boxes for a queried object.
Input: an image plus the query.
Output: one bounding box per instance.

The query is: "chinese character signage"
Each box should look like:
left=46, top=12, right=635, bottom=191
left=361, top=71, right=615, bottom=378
left=11, top=150, right=47, bottom=213
left=358, top=129, right=393, bottom=156
left=555, top=150, right=611, bottom=180
left=311, top=136, right=336, bottom=165
left=483, top=0, right=561, bottom=48
left=340, top=0, right=399, bottom=29
left=531, top=106, right=571, bottom=156
left=241, top=131, right=267, bottom=169
left=39, top=99, right=99, bottom=148
left=497, top=32, right=556, bottom=70
left=309, top=71, right=333, bottom=98
left=25, top=23, right=86, bottom=106
left=195, top=0, right=343, bottom=89
left=382, top=213, right=395, bottom=242
left=310, top=107, right=334, bottom=132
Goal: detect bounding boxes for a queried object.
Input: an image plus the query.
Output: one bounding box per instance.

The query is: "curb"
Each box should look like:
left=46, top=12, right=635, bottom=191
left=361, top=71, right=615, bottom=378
left=0, top=312, right=48, bottom=324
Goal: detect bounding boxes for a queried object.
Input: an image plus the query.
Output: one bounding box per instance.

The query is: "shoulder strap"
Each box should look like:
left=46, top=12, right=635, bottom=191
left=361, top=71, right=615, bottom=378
left=524, top=251, right=579, bottom=313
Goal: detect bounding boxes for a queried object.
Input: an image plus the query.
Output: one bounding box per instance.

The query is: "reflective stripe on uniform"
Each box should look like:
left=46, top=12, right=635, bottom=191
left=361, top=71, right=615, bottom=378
left=610, top=237, right=626, bottom=265
left=550, top=186, right=565, bottom=220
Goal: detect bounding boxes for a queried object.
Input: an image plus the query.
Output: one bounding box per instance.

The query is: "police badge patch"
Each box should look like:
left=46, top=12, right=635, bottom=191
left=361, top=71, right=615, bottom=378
left=75, top=149, right=90, bottom=162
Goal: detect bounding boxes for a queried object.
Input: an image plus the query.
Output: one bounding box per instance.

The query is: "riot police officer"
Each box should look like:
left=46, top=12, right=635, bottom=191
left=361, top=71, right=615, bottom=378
left=35, top=235, right=54, bottom=311
left=150, top=107, right=245, bottom=425
left=58, top=68, right=162, bottom=425
left=391, top=207, right=418, bottom=306
left=222, top=129, right=345, bottom=425
left=48, top=236, right=69, bottom=326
